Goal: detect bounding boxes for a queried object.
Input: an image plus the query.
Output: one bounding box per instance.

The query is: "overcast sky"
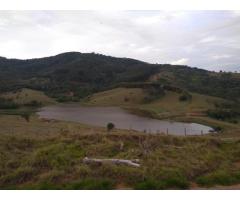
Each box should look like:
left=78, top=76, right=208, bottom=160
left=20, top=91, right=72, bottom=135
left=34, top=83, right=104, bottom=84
left=0, top=10, right=240, bottom=71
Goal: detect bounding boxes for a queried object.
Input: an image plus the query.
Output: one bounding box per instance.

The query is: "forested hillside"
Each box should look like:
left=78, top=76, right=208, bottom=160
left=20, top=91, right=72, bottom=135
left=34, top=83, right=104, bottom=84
left=0, top=52, right=158, bottom=101
left=0, top=52, right=239, bottom=102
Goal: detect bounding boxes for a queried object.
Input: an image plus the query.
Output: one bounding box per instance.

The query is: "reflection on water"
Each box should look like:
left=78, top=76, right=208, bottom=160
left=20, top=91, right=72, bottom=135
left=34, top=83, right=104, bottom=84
left=37, top=104, right=213, bottom=136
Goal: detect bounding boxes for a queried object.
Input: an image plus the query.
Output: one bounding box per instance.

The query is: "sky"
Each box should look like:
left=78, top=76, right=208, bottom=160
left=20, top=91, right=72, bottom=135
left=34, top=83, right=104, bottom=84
left=0, top=10, right=240, bottom=71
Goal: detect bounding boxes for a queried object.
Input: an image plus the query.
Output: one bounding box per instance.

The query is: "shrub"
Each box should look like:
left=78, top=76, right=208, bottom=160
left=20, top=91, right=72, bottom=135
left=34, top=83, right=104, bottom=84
left=135, top=169, right=189, bottom=189
left=66, top=179, right=114, bottom=190
left=0, top=98, right=19, bottom=109
left=179, top=91, right=192, bottom=102
left=0, top=167, right=36, bottom=186
left=143, top=85, right=165, bottom=103
left=196, top=170, right=240, bottom=187
left=24, top=100, right=42, bottom=107
left=207, top=109, right=240, bottom=122
left=107, top=122, right=115, bottom=132
left=134, top=179, right=158, bottom=190
left=20, top=112, right=31, bottom=122
left=134, top=176, right=189, bottom=190
left=124, top=97, right=129, bottom=102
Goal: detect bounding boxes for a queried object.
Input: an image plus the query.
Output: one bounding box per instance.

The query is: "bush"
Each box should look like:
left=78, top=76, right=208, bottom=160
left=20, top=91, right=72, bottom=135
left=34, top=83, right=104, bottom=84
left=134, top=176, right=189, bottom=190
left=107, top=122, right=115, bottom=132
left=24, top=100, right=42, bottom=107
left=179, top=91, right=192, bottom=102
left=0, top=167, right=36, bottom=186
left=143, top=85, right=165, bottom=103
left=196, top=170, right=240, bottom=187
left=135, top=169, right=189, bottom=189
left=124, top=97, right=129, bottom=102
left=134, top=179, right=158, bottom=190
left=20, top=112, right=31, bottom=122
left=0, top=98, right=19, bottom=109
left=207, top=109, right=240, bottom=122
left=213, top=126, right=222, bottom=132
left=66, top=179, right=114, bottom=190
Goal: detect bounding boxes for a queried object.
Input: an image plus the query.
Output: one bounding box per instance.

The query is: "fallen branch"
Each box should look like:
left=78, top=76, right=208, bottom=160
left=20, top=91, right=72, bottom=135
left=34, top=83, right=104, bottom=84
left=83, top=157, right=140, bottom=167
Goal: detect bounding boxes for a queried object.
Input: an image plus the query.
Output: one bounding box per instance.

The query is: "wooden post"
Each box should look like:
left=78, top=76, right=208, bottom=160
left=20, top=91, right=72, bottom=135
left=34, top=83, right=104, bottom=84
left=201, top=130, right=203, bottom=135
left=184, top=128, right=187, bottom=136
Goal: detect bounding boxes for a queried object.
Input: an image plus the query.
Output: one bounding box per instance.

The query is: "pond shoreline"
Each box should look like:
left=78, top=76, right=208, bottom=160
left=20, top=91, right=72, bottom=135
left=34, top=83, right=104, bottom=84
left=37, top=103, right=213, bottom=136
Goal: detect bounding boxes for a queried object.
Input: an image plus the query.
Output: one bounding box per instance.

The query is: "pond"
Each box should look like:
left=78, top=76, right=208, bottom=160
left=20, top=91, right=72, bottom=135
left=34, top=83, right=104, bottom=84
left=37, top=104, right=213, bottom=136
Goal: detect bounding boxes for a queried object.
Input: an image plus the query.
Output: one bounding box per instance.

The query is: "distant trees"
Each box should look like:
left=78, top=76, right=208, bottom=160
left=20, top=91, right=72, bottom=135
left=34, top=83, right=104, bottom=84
left=0, top=52, right=159, bottom=101
left=24, top=100, right=42, bottom=107
left=0, top=98, right=19, bottom=109
left=207, top=109, right=239, bottom=123
left=207, top=102, right=240, bottom=123
left=143, top=84, right=165, bottom=103
left=155, top=65, right=240, bottom=101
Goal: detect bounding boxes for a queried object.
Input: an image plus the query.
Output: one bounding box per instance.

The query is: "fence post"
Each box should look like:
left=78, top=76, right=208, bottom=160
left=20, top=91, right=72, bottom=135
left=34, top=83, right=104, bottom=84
left=184, top=128, right=187, bottom=136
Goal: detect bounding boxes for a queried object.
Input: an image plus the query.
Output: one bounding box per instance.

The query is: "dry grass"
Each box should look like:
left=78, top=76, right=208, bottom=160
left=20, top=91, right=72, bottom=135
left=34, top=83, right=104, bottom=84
left=0, top=114, right=240, bottom=189
left=1, top=88, right=56, bottom=105
left=84, top=87, right=146, bottom=106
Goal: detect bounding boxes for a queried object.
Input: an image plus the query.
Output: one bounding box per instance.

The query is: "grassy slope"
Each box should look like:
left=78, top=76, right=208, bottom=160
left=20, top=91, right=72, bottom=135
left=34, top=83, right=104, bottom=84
left=1, top=115, right=240, bottom=189
left=85, top=87, right=147, bottom=106
left=1, top=88, right=56, bottom=105
left=86, top=87, right=223, bottom=112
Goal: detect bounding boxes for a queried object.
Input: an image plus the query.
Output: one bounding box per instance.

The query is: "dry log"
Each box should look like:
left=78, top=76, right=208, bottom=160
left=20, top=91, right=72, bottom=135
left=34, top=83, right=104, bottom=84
left=83, top=157, right=140, bottom=167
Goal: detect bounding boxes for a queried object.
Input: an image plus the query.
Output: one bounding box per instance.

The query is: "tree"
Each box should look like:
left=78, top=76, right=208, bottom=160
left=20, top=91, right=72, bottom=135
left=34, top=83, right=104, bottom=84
left=107, top=122, right=115, bottom=132
left=21, top=112, right=31, bottom=122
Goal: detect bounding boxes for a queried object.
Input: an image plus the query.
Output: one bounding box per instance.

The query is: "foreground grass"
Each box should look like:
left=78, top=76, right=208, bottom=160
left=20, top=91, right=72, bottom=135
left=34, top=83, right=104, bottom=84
left=1, top=115, right=240, bottom=189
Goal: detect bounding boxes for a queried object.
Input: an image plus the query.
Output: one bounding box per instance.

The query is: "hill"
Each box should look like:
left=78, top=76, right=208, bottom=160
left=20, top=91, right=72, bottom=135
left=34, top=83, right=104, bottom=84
left=149, top=65, right=240, bottom=101
left=85, top=87, right=147, bottom=106
left=0, top=52, right=239, bottom=102
left=0, top=52, right=158, bottom=101
left=0, top=88, right=56, bottom=105
left=85, top=87, right=240, bottom=131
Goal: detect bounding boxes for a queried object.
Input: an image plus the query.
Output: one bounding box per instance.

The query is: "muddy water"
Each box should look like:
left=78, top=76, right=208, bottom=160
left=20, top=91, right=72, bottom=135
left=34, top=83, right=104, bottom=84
left=38, top=104, right=213, bottom=135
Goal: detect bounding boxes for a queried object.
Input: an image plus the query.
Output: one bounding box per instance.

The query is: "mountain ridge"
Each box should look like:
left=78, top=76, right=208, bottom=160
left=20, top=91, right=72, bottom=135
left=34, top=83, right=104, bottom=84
left=0, top=52, right=239, bottom=102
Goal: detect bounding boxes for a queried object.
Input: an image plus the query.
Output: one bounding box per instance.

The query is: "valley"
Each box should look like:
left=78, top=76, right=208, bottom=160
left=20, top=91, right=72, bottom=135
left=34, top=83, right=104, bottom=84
left=0, top=52, right=240, bottom=189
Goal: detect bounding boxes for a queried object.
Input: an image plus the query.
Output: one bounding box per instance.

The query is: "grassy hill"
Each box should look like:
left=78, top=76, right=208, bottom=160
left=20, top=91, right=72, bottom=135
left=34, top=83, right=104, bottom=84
left=141, top=91, right=224, bottom=116
left=85, top=87, right=224, bottom=116
left=1, top=88, right=56, bottom=105
left=84, top=87, right=239, bottom=132
left=85, top=87, right=147, bottom=106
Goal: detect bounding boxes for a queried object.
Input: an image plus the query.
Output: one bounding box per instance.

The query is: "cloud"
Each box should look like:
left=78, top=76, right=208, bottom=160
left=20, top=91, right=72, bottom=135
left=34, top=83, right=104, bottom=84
left=0, top=11, right=239, bottom=71
left=199, top=36, right=217, bottom=43
left=212, top=54, right=233, bottom=60
left=171, top=58, right=189, bottom=65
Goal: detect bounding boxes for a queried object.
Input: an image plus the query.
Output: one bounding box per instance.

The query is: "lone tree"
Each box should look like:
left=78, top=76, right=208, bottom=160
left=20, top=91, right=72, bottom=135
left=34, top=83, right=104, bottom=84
left=107, top=122, right=115, bottom=132
left=21, top=112, right=31, bottom=122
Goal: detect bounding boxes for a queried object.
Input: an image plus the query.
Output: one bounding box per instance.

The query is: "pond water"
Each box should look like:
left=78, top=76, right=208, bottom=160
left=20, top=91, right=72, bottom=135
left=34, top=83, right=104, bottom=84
left=37, top=104, right=213, bottom=136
